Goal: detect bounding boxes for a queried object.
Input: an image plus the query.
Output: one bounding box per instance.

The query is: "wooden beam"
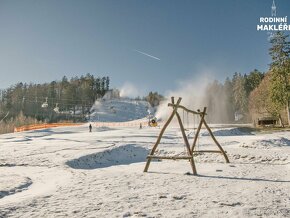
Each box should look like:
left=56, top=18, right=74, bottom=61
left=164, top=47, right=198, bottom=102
left=144, top=97, right=182, bottom=172
left=191, top=107, right=206, bottom=153
left=147, top=155, right=193, bottom=160
left=202, top=118, right=230, bottom=163
left=168, top=103, right=206, bottom=115
left=175, top=111, right=197, bottom=175
left=193, top=150, right=222, bottom=153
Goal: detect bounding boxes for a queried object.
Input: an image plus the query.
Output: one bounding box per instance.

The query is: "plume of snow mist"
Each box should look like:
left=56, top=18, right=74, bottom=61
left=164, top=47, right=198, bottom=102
left=155, top=76, right=210, bottom=122
left=119, top=82, right=141, bottom=99
left=156, top=72, right=235, bottom=124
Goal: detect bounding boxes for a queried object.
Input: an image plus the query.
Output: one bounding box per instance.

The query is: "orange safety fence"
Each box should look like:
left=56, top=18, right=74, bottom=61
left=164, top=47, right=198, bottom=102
left=14, top=123, right=82, bottom=132
left=14, top=120, right=162, bottom=132
left=92, top=120, right=164, bottom=128
left=93, top=120, right=149, bottom=127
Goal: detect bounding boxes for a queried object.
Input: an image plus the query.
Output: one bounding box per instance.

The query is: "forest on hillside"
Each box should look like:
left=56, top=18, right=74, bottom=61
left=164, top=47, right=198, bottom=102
left=0, top=74, right=110, bottom=133
left=202, top=70, right=264, bottom=123
left=204, top=31, right=289, bottom=125
left=249, top=31, right=290, bottom=127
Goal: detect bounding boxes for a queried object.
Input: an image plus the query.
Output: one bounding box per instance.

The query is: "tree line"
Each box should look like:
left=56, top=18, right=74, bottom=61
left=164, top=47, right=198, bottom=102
left=202, top=70, right=264, bottom=123
left=249, top=31, right=290, bottom=126
left=204, top=31, right=290, bottom=126
left=0, top=74, right=110, bottom=124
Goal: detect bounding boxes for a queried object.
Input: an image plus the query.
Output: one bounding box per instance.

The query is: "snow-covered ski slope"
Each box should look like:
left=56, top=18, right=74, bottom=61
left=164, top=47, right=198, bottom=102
left=89, top=98, right=152, bottom=122
left=0, top=124, right=289, bottom=217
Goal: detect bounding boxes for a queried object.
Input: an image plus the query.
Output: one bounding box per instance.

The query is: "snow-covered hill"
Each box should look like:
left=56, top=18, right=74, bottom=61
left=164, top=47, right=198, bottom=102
left=89, top=98, right=152, bottom=122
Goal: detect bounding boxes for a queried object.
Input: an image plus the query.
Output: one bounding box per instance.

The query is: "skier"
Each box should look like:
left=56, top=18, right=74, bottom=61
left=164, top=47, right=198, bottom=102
left=89, top=124, right=92, bottom=132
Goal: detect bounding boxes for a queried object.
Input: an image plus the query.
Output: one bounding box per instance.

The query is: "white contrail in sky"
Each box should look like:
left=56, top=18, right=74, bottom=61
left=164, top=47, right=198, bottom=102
left=134, top=49, right=161, bottom=61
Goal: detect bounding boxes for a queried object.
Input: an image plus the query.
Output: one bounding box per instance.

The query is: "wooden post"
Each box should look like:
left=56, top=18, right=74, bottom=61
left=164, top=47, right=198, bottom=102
left=144, top=97, right=182, bottom=172
left=191, top=107, right=206, bottom=153
left=201, top=118, right=230, bottom=163
left=191, top=107, right=229, bottom=163
left=175, top=112, right=197, bottom=175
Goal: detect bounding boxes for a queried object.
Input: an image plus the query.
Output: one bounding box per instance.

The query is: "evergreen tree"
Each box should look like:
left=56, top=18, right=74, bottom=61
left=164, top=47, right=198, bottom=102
left=145, top=92, right=164, bottom=107
left=232, top=73, right=247, bottom=117
left=223, top=77, right=235, bottom=122
left=269, top=31, right=290, bottom=125
left=106, top=76, right=110, bottom=91
left=100, top=77, right=106, bottom=95
left=244, top=69, right=264, bottom=96
left=95, top=77, right=101, bottom=96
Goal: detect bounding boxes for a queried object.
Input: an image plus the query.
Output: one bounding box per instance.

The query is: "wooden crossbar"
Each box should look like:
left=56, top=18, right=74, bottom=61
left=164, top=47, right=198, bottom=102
left=147, top=155, right=193, bottom=160
left=193, top=150, right=222, bottom=153
left=168, top=103, right=206, bottom=115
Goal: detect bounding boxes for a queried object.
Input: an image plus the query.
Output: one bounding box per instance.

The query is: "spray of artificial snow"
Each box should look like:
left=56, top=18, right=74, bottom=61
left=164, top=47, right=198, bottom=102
left=119, top=82, right=141, bottom=99
left=155, top=72, right=233, bottom=124
left=155, top=76, right=210, bottom=122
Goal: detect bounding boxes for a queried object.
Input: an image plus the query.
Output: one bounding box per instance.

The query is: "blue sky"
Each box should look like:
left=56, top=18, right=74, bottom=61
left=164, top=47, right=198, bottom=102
left=0, top=0, right=289, bottom=95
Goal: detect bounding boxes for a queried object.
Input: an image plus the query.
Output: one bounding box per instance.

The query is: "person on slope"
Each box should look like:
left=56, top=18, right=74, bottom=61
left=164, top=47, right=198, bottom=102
left=89, top=124, right=92, bottom=132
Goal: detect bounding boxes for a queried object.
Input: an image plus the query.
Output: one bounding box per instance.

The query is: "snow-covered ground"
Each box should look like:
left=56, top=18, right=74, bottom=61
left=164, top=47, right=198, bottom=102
left=89, top=99, right=151, bottom=122
left=0, top=125, right=289, bottom=217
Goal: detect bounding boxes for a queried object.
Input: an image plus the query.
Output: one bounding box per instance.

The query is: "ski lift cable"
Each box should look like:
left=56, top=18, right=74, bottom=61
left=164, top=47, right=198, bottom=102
left=10, top=98, right=93, bottom=108
left=14, top=95, right=95, bottom=104
left=0, top=111, right=9, bottom=123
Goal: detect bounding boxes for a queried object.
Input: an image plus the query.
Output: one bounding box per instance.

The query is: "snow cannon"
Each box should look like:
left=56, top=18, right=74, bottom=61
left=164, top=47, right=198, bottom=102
left=149, top=117, right=158, bottom=127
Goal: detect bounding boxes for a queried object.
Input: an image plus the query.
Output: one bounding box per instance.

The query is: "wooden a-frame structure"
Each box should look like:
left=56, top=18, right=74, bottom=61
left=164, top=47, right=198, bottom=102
left=144, top=97, right=229, bottom=175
